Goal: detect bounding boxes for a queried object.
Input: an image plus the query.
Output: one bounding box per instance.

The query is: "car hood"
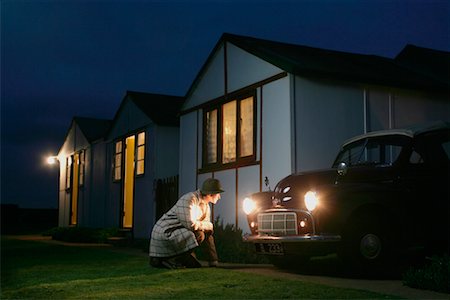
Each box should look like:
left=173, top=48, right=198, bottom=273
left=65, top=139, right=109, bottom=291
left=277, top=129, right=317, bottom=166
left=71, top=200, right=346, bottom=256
left=272, top=169, right=337, bottom=209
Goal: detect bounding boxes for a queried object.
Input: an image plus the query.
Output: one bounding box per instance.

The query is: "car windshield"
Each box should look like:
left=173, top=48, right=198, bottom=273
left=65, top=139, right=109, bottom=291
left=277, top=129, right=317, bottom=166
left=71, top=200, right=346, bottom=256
left=333, top=135, right=410, bottom=167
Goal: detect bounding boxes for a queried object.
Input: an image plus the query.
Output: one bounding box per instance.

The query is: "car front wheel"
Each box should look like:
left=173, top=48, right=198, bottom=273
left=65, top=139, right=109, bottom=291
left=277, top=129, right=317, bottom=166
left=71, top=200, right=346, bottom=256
left=339, top=215, right=394, bottom=275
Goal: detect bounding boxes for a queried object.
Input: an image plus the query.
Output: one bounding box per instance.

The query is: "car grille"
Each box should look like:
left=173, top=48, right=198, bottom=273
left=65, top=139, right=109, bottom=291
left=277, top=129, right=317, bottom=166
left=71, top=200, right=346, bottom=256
left=257, top=212, right=298, bottom=236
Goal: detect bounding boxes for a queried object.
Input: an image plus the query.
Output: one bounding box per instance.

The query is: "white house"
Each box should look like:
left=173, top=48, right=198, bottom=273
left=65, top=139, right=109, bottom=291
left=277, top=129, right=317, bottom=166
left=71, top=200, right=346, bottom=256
left=57, top=91, right=184, bottom=239
left=57, top=117, right=111, bottom=228
left=178, top=33, right=450, bottom=233
left=104, top=91, right=184, bottom=238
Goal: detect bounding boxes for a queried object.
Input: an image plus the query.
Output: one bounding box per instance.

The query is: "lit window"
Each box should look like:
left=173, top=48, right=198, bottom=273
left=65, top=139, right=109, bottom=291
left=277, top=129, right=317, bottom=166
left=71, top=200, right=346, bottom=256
left=206, top=109, right=218, bottom=164
left=114, top=141, right=122, bottom=180
left=223, top=101, right=237, bottom=164
left=136, top=132, right=145, bottom=175
left=66, top=156, right=72, bottom=189
left=203, top=92, right=256, bottom=170
left=240, top=96, right=254, bottom=158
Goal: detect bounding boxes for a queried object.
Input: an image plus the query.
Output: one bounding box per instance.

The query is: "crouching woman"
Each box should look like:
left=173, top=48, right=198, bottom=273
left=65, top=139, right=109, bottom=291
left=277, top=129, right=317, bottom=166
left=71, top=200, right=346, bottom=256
left=149, top=178, right=224, bottom=269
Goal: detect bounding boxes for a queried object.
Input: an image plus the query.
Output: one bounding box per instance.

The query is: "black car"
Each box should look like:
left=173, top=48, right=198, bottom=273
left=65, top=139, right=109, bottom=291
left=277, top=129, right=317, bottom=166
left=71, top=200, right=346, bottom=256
left=243, top=121, right=449, bottom=271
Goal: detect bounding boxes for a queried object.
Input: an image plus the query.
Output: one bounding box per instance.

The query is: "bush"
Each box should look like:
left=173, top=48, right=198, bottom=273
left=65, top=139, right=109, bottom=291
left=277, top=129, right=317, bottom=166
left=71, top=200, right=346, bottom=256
left=194, top=218, right=269, bottom=264
left=402, top=254, right=450, bottom=293
left=43, top=227, right=120, bottom=243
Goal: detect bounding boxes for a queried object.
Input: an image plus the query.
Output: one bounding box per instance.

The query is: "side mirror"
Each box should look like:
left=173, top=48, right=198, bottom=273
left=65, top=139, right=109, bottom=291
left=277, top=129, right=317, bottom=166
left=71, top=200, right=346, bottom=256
left=337, top=162, right=348, bottom=176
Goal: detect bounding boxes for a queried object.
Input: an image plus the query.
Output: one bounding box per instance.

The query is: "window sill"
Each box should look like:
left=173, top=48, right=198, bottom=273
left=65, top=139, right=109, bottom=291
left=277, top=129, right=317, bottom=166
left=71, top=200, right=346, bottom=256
left=199, top=160, right=260, bottom=174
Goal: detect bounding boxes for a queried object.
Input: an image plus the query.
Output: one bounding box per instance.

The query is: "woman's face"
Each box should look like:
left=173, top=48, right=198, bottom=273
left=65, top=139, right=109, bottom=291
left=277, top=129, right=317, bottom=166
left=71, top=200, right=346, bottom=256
left=205, top=193, right=221, bottom=204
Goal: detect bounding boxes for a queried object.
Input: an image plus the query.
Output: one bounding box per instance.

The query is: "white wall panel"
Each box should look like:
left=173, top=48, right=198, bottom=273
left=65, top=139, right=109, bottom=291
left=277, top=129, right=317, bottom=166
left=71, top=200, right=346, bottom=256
left=184, top=47, right=225, bottom=110
left=179, top=112, right=198, bottom=196
left=213, top=169, right=236, bottom=226
left=108, top=100, right=151, bottom=139
left=393, top=91, right=450, bottom=128
left=295, top=77, right=364, bottom=171
left=367, top=89, right=391, bottom=131
left=155, top=126, right=180, bottom=179
left=262, top=77, right=292, bottom=190
left=237, top=165, right=260, bottom=233
left=227, top=43, right=283, bottom=92
left=197, top=110, right=203, bottom=170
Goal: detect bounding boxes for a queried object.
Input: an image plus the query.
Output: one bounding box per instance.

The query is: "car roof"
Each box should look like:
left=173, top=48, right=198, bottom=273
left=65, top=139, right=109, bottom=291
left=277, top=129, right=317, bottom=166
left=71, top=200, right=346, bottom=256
left=342, top=121, right=450, bottom=147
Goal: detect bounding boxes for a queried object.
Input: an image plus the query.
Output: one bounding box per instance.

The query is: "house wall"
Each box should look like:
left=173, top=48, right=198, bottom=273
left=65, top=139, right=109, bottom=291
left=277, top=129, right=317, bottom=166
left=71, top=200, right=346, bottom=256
left=106, top=98, right=181, bottom=238
left=392, top=90, right=449, bottom=127
left=87, top=141, right=107, bottom=228
left=107, top=99, right=154, bottom=237
left=184, top=47, right=225, bottom=111
left=180, top=43, right=292, bottom=232
left=179, top=111, right=199, bottom=196
left=294, top=77, right=365, bottom=171
left=180, top=41, right=450, bottom=234
left=132, top=126, right=155, bottom=239
left=134, top=125, right=180, bottom=238
left=227, top=43, right=283, bottom=91
left=294, top=78, right=450, bottom=172
left=57, top=123, right=92, bottom=227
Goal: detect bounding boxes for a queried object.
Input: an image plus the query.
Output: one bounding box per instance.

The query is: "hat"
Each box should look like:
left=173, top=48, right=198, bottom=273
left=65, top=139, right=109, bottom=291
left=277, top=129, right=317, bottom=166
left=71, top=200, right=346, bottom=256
left=201, top=178, right=224, bottom=194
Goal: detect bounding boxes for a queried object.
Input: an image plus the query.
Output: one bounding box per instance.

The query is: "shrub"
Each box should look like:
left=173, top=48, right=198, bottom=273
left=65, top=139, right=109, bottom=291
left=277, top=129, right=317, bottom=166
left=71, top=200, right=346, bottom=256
left=43, top=227, right=120, bottom=243
left=402, top=254, right=450, bottom=293
left=195, top=217, right=269, bottom=264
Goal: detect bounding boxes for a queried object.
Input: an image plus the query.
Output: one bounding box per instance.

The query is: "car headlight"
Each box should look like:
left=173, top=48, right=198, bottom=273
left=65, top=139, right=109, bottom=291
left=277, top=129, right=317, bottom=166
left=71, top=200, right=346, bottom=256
left=304, top=191, right=319, bottom=211
left=243, top=197, right=257, bottom=215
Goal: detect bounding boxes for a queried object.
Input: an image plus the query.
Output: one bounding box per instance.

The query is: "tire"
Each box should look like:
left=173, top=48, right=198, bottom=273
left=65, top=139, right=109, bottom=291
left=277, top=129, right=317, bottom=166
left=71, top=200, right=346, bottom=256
left=339, top=214, right=394, bottom=275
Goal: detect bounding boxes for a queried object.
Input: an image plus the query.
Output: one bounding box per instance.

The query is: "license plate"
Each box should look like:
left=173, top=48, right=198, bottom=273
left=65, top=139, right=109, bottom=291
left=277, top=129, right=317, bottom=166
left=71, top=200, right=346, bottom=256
left=255, top=243, right=284, bottom=255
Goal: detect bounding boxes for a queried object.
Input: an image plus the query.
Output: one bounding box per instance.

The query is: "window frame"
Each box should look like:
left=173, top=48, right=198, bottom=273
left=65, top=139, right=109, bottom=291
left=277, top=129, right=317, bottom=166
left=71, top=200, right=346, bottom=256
left=65, top=156, right=72, bottom=190
left=113, top=140, right=123, bottom=182
left=136, top=131, right=146, bottom=177
left=78, top=150, right=85, bottom=187
left=112, top=130, right=147, bottom=182
left=201, top=90, right=257, bottom=172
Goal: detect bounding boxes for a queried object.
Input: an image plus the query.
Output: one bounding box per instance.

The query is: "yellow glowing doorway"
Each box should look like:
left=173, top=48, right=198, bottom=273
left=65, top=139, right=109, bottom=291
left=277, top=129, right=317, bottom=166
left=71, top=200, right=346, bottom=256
left=70, top=153, right=79, bottom=225
left=123, top=136, right=135, bottom=228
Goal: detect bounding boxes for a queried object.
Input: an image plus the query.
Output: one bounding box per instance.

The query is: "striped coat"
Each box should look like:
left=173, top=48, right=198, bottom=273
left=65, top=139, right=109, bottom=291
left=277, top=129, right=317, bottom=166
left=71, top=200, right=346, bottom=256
left=149, top=190, right=213, bottom=258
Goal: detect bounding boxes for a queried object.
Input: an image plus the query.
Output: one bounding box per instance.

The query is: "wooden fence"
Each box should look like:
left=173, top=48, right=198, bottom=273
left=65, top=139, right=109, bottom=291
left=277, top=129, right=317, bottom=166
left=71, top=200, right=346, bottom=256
left=154, top=175, right=179, bottom=220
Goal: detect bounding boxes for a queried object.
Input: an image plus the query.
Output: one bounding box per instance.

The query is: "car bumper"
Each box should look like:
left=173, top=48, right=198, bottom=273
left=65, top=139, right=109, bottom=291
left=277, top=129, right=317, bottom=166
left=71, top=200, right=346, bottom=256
left=243, top=234, right=341, bottom=256
left=244, top=234, right=341, bottom=243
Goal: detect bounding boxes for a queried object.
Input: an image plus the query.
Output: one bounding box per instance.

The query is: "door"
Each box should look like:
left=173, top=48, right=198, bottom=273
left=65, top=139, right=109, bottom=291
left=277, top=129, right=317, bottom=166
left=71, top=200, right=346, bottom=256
left=70, top=153, right=80, bottom=225
left=122, top=136, right=135, bottom=228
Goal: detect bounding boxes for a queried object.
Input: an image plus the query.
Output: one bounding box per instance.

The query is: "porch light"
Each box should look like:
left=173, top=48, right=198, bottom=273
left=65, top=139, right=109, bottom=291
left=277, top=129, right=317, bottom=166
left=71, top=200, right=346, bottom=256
left=47, top=156, right=59, bottom=165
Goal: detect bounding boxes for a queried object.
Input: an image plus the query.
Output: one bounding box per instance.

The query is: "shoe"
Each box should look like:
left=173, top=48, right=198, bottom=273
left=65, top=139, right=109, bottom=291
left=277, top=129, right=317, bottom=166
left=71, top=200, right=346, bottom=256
left=150, top=257, right=184, bottom=269
left=176, top=253, right=202, bottom=268
left=209, top=260, right=218, bottom=267
left=161, top=259, right=185, bottom=269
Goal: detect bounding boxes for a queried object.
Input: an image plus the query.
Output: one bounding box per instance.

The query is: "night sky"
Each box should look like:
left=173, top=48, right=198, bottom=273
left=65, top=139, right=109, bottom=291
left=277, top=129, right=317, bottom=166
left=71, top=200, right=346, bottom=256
left=1, top=0, right=449, bottom=209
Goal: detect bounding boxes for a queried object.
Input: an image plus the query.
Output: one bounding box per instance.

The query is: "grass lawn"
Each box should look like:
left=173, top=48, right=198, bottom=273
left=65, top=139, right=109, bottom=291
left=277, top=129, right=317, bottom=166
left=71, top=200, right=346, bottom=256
left=1, top=237, right=400, bottom=299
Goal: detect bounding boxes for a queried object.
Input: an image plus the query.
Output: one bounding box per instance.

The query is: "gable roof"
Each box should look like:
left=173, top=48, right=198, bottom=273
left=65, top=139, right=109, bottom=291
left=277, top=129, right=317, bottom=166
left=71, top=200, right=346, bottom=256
left=395, top=44, right=450, bottom=87
left=73, top=117, right=111, bottom=143
left=126, top=90, right=185, bottom=126
left=58, top=116, right=112, bottom=156
left=74, top=117, right=112, bottom=143
left=186, top=33, right=448, bottom=99
left=113, top=90, right=185, bottom=127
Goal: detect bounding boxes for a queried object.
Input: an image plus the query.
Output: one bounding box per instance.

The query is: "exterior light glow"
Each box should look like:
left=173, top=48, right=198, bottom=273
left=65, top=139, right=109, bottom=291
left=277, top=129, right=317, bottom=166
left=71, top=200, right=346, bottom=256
left=243, top=197, right=256, bottom=215
left=47, top=156, right=58, bottom=165
left=304, top=191, right=319, bottom=211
